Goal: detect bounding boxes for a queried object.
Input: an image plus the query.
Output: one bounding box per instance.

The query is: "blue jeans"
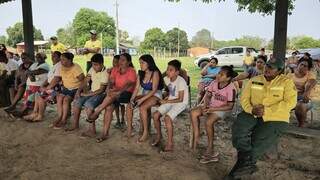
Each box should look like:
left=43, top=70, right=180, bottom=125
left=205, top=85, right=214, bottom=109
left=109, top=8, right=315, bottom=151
left=74, top=93, right=106, bottom=109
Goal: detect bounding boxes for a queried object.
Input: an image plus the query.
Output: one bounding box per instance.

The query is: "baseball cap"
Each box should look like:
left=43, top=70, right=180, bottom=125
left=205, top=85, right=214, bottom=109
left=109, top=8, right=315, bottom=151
left=90, top=30, right=97, bottom=35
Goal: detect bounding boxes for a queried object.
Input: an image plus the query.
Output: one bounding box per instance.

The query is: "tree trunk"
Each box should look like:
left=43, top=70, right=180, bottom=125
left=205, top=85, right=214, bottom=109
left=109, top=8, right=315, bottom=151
left=273, top=0, right=289, bottom=62
left=22, top=0, right=34, bottom=60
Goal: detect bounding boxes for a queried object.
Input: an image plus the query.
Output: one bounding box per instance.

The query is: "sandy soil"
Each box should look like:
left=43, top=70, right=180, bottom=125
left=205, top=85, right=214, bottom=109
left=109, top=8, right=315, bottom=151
left=0, top=101, right=320, bottom=180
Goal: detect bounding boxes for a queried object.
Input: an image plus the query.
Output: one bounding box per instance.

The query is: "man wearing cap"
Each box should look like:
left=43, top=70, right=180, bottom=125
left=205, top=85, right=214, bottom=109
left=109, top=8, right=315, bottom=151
left=83, top=30, right=102, bottom=72
left=50, top=36, right=66, bottom=53
left=225, top=58, right=297, bottom=179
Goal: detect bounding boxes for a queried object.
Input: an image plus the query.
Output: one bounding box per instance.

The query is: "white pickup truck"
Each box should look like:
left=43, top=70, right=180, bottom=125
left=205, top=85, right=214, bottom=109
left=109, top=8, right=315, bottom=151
left=194, top=46, right=258, bottom=68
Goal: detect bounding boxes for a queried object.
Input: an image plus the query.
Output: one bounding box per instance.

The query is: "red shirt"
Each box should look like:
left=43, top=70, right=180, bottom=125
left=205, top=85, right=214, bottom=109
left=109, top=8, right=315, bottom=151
left=110, top=67, right=137, bottom=93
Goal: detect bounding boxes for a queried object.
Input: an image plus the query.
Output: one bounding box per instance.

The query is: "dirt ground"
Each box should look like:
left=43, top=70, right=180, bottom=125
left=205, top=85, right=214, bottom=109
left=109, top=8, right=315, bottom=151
left=0, top=99, right=320, bottom=180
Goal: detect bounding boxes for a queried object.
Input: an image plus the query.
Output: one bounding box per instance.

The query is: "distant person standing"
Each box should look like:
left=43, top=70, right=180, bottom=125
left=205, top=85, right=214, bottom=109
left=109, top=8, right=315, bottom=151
left=243, top=49, right=254, bottom=71
left=50, top=36, right=67, bottom=53
left=83, top=30, right=102, bottom=72
left=259, top=48, right=268, bottom=60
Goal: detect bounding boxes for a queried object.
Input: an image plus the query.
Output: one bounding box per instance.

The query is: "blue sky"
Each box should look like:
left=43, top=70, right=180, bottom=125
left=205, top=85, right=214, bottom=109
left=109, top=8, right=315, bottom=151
left=0, top=0, right=319, bottom=41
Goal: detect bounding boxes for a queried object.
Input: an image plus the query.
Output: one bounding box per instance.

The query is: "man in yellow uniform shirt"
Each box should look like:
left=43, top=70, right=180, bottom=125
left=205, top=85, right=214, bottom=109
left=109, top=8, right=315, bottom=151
left=225, top=58, right=297, bottom=179
left=83, top=30, right=102, bottom=72
left=50, top=36, right=66, bottom=53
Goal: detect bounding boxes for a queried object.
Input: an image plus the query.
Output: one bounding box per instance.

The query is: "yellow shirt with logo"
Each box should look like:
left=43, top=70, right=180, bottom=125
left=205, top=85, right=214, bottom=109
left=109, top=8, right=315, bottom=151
left=240, top=74, right=297, bottom=122
left=50, top=42, right=66, bottom=53
left=84, top=40, right=102, bottom=61
left=60, top=63, right=84, bottom=90
left=87, top=67, right=109, bottom=92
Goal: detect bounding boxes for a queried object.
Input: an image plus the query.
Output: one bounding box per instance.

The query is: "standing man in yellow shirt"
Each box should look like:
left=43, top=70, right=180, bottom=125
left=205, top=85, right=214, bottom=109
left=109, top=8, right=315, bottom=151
left=83, top=30, right=102, bottom=72
left=243, top=49, right=255, bottom=71
left=50, top=36, right=67, bottom=53
left=225, top=58, right=297, bottom=179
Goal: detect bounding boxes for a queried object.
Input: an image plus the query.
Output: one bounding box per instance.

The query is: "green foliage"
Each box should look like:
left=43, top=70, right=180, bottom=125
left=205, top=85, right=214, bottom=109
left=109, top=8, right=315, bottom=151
left=56, top=23, right=77, bottom=48
left=6, top=22, right=44, bottom=47
left=72, top=8, right=116, bottom=48
left=119, top=30, right=133, bottom=44
left=0, top=35, right=6, bottom=44
left=212, top=35, right=265, bottom=49
left=165, top=27, right=189, bottom=51
left=289, top=36, right=320, bottom=49
left=190, top=29, right=212, bottom=48
left=140, top=28, right=166, bottom=49
left=168, top=0, right=295, bottom=15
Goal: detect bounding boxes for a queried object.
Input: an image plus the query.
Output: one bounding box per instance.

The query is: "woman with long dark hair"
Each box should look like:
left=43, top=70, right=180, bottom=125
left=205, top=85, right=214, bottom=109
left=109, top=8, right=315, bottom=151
left=127, top=54, right=164, bottom=143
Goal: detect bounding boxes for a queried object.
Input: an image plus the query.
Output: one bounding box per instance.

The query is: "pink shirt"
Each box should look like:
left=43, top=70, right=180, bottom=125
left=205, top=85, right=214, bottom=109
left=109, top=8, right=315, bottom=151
left=111, top=67, right=137, bottom=93
left=207, top=80, right=236, bottom=108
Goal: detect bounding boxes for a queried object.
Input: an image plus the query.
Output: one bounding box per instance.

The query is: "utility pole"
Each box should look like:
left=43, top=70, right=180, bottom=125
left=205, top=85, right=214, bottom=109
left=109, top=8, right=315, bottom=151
left=115, top=0, right=120, bottom=54
left=211, top=31, right=214, bottom=50
left=177, top=24, right=180, bottom=58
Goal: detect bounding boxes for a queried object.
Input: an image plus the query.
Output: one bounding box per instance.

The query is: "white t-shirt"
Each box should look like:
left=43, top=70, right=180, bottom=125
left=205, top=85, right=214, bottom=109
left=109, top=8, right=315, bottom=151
left=47, top=62, right=61, bottom=83
left=27, top=62, right=50, bottom=86
left=164, top=75, right=189, bottom=105
left=4, top=59, right=19, bottom=75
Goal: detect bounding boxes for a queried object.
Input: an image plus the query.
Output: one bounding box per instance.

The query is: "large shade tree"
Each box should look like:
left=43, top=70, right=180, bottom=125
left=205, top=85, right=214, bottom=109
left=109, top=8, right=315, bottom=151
left=72, top=8, right=116, bottom=48
left=6, top=22, right=43, bottom=47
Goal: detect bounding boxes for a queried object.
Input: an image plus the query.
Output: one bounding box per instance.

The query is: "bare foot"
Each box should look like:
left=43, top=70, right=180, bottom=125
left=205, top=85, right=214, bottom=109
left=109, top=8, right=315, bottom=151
left=96, top=135, right=108, bottom=143
left=64, top=126, right=79, bottom=132
left=164, top=144, right=174, bottom=152
left=23, top=112, right=38, bottom=121
left=137, top=134, right=148, bottom=143
left=33, top=114, right=43, bottom=122
left=80, top=131, right=96, bottom=138
left=151, top=136, right=162, bottom=146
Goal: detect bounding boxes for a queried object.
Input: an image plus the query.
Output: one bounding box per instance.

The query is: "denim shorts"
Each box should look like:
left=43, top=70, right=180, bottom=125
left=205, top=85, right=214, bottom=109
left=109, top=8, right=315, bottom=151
left=61, top=87, right=78, bottom=98
left=74, top=93, right=106, bottom=109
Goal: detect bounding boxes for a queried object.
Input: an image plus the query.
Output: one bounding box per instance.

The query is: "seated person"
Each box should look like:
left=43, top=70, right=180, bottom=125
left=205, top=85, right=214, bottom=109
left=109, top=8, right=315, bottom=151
left=287, top=58, right=317, bottom=127
left=152, top=60, right=189, bottom=152
left=10, top=53, right=49, bottom=117
left=67, top=53, right=108, bottom=138
left=127, top=54, right=164, bottom=142
left=23, top=51, right=62, bottom=122
left=49, top=52, right=85, bottom=129
left=4, top=53, right=33, bottom=111
left=109, top=55, right=126, bottom=129
left=0, top=51, right=19, bottom=107
left=190, top=65, right=237, bottom=163
left=233, top=55, right=266, bottom=82
left=197, top=57, right=220, bottom=104
left=88, top=53, right=137, bottom=143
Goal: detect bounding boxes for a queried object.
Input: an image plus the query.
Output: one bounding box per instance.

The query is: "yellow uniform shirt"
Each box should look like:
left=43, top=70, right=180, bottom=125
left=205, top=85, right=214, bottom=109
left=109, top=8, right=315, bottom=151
left=240, top=74, right=297, bottom=122
left=50, top=42, right=66, bottom=53
left=84, top=40, right=102, bottom=61
left=243, top=55, right=254, bottom=65
left=60, top=63, right=84, bottom=90
left=87, top=67, right=109, bottom=92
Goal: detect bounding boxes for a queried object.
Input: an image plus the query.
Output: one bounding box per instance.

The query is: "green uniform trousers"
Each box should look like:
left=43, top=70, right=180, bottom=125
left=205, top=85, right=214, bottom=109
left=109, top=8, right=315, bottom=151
left=232, top=111, right=288, bottom=161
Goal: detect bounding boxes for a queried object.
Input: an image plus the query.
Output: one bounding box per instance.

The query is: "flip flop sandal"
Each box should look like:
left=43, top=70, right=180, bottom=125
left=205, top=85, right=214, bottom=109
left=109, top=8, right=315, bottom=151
left=96, top=136, right=108, bottom=143
left=200, top=152, right=220, bottom=159
left=199, top=156, right=219, bottom=164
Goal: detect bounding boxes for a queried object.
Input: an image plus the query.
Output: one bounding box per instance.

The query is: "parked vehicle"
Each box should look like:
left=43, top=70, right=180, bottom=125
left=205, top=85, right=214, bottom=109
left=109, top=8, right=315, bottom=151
left=296, top=48, right=320, bottom=60
left=194, top=46, right=258, bottom=69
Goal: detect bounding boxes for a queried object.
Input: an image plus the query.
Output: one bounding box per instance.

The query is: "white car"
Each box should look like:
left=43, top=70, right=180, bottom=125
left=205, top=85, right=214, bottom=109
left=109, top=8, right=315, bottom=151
left=194, top=46, right=258, bottom=68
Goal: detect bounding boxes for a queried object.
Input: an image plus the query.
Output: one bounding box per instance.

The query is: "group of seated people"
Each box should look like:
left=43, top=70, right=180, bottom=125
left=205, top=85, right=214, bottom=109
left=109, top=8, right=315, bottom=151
left=0, top=46, right=318, bottom=164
